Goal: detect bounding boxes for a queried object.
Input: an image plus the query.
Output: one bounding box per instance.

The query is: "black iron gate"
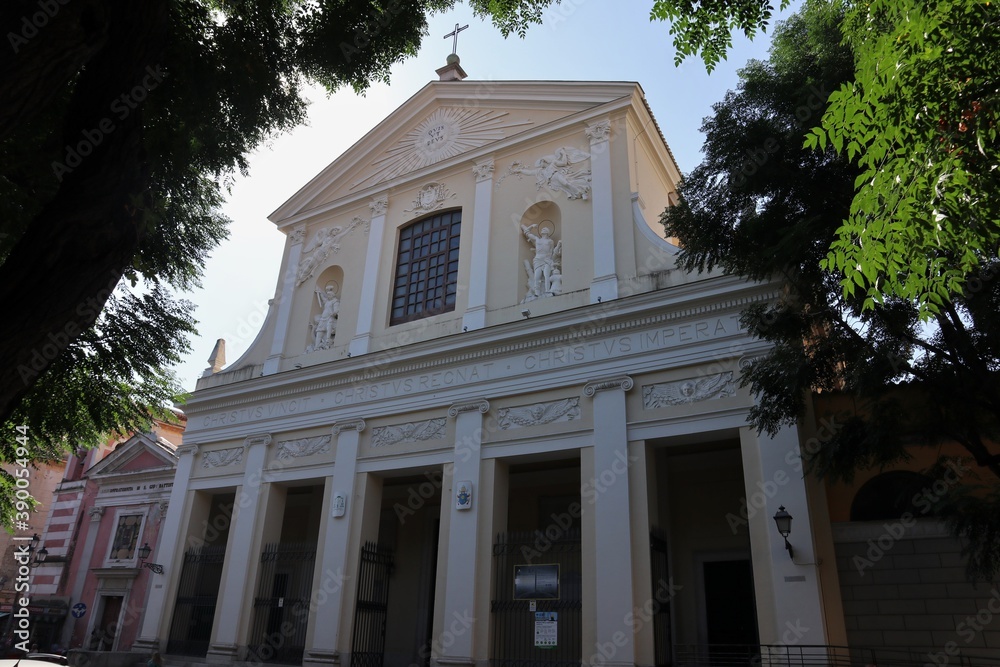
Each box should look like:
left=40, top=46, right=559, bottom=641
left=490, top=529, right=582, bottom=667
left=166, top=545, right=227, bottom=656
left=246, top=542, right=317, bottom=664
left=650, top=528, right=673, bottom=667
left=350, top=541, right=395, bottom=667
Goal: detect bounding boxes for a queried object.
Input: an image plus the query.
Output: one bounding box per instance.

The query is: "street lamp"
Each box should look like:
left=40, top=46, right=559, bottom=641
left=773, top=506, right=794, bottom=559
left=137, top=543, right=164, bottom=574
left=27, top=534, right=48, bottom=567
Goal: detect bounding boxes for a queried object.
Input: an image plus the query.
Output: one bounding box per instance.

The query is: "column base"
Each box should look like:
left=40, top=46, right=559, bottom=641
left=433, top=658, right=475, bottom=667
left=590, top=275, right=619, bottom=303
left=349, top=334, right=371, bottom=357
left=303, top=649, right=340, bottom=667
left=130, top=637, right=160, bottom=654
left=205, top=643, right=240, bottom=663
left=461, top=306, right=486, bottom=331
left=263, top=354, right=282, bottom=375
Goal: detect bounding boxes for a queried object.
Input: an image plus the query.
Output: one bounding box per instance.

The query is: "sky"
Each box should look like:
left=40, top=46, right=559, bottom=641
left=171, top=0, right=801, bottom=391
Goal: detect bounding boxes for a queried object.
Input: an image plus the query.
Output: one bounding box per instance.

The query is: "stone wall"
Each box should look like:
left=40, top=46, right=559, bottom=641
left=833, top=520, right=1000, bottom=664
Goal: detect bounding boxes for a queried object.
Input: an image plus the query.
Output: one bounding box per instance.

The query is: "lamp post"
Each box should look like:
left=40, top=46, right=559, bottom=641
left=773, top=506, right=794, bottom=559
left=137, top=543, right=164, bottom=575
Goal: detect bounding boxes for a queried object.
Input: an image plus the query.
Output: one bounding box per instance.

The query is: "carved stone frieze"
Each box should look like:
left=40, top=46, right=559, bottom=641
left=642, top=372, right=736, bottom=409
left=202, top=447, right=244, bottom=469
left=497, top=397, right=580, bottom=430
left=276, top=435, right=333, bottom=460
left=371, top=418, right=447, bottom=448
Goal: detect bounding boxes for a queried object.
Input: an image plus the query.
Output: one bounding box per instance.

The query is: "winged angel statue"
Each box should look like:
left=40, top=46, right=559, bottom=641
left=498, top=147, right=592, bottom=200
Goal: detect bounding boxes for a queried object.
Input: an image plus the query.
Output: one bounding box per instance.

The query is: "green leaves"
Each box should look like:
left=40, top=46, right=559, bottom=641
left=650, top=0, right=792, bottom=71
left=816, top=0, right=1000, bottom=317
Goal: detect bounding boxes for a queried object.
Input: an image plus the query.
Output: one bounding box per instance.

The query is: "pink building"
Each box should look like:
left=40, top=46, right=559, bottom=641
left=30, top=416, right=184, bottom=652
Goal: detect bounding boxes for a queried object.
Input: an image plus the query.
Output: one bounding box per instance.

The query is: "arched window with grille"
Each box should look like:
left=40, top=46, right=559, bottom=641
left=390, top=210, right=461, bottom=325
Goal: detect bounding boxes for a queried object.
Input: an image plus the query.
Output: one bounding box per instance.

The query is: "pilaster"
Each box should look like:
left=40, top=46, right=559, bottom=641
left=351, top=196, right=388, bottom=356
left=206, top=434, right=272, bottom=663
left=740, top=424, right=828, bottom=649
left=265, top=225, right=306, bottom=375
left=434, top=400, right=490, bottom=667
left=303, top=419, right=365, bottom=667
left=584, top=375, right=633, bottom=667
left=133, top=444, right=200, bottom=653
left=463, top=159, right=495, bottom=331
left=586, top=118, right=618, bottom=304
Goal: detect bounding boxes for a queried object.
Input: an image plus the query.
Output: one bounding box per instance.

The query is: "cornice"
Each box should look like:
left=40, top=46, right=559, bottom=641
left=186, top=276, right=778, bottom=414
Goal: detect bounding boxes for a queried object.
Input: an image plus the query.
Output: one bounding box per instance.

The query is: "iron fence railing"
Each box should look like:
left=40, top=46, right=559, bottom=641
left=674, top=644, right=1000, bottom=667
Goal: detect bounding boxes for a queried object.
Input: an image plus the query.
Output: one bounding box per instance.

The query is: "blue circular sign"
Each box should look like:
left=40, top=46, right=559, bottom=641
left=71, top=603, right=86, bottom=619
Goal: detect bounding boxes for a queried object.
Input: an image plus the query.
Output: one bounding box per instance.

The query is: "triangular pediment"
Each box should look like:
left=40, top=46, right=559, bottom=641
left=87, top=433, right=178, bottom=479
left=270, top=80, right=640, bottom=225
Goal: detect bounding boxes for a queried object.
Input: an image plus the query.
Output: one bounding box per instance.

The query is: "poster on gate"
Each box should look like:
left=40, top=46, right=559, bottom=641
left=534, top=611, right=557, bottom=649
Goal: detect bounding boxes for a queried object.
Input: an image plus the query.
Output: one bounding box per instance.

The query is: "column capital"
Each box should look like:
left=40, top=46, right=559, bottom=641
left=332, top=418, right=366, bottom=435
left=585, top=118, right=611, bottom=144
left=472, top=157, right=495, bottom=182
left=176, top=443, right=201, bottom=457
left=369, top=194, right=388, bottom=217
left=88, top=506, right=105, bottom=522
left=583, top=375, right=633, bottom=396
left=244, top=433, right=272, bottom=450
left=289, top=225, right=306, bottom=245
left=448, top=399, right=490, bottom=418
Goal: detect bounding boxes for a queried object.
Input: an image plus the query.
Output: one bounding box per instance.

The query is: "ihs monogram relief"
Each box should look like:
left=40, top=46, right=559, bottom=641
left=352, top=108, right=532, bottom=190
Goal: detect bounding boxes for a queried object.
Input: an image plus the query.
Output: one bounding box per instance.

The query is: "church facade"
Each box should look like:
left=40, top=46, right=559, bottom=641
left=136, top=67, right=846, bottom=667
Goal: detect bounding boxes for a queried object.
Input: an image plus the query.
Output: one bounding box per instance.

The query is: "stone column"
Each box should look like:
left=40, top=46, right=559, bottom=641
left=205, top=434, right=272, bottom=663
left=583, top=376, right=634, bottom=667
left=351, top=196, right=388, bottom=357
left=463, top=159, right=495, bottom=331
left=264, top=224, right=306, bottom=375
left=434, top=400, right=490, bottom=667
left=133, top=444, right=200, bottom=653
left=740, top=423, right=828, bottom=649
left=303, top=419, right=365, bottom=667
left=586, top=119, right=618, bottom=304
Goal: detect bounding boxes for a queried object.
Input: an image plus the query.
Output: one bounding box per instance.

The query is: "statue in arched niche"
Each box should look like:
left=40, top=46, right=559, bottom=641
left=521, top=221, right=563, bottom=303
left=307, top=282, right=340, bottom=353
